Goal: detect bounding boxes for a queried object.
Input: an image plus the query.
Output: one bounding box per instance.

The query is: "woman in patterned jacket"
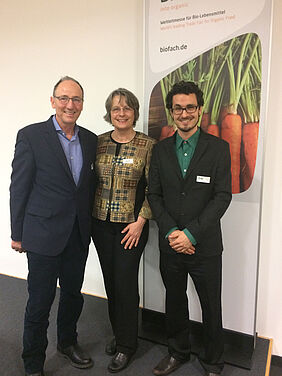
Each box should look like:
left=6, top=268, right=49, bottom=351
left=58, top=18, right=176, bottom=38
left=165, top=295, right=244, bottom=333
left=92, top=88, right=156, bottom=373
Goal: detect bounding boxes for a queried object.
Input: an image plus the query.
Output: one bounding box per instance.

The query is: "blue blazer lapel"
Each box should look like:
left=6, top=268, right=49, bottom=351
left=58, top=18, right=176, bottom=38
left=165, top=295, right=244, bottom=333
left=43, top=117, right=76, bottom=184
left=77, top=128, right=88, bottom=187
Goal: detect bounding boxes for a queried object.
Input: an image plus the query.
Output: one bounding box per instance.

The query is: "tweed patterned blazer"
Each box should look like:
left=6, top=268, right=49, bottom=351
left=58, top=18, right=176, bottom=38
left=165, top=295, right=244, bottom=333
left=93, top=131, right=156, bottom=223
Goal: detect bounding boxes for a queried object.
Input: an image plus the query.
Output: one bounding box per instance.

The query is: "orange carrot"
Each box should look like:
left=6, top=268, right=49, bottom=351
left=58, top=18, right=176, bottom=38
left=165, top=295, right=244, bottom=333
left=241, top=156, right=250, bottom=191
left=241, top=122, right=259, bottom=190
left=208, top=81, right=224, bottom=139
left=159, top=125, right=176, bottom=141
left=221, top=113, right=242, bottom=193
left=200, top=113, right=210, bottom=132
left=207, top=124, right=220, bottom=137
left=219, top=106, right=229, bottom=123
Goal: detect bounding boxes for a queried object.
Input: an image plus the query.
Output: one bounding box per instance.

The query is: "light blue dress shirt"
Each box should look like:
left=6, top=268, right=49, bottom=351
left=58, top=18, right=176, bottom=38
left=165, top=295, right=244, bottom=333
left=52, top=116, right=83, bottom=185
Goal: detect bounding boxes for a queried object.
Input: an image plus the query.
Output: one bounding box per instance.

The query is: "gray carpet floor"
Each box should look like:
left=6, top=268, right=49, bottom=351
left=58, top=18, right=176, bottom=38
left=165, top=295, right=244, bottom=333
left=0, top=274, right=278, bottom=376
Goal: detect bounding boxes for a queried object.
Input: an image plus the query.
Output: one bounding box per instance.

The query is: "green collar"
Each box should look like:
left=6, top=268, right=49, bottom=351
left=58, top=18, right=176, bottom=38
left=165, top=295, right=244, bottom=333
left=175, top=127, right=200, bottom=149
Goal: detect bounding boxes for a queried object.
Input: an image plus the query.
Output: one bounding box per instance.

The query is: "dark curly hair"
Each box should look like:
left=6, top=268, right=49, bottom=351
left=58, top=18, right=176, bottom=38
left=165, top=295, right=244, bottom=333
left=165, top=81, right=204, bottom=110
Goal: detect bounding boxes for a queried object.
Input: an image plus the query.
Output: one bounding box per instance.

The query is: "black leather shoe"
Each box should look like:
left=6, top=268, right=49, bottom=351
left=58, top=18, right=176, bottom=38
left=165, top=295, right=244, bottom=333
left=57, top=343, right=93, bottom=369
left=105, top=337, right=117, bottom=355
left=25, top=372, right=44, bottom=376
left=153, top=355, right=184, bottom=375
left=108, top=352, right=132, bottom=373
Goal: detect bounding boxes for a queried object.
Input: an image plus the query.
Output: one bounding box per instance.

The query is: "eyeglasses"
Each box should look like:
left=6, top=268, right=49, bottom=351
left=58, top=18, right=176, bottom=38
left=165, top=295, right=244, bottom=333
left=54, top=96, right=83, bottom=105
left=172, top=105, right=198, bottom=115
left=111, top=106, right=133, bottom=114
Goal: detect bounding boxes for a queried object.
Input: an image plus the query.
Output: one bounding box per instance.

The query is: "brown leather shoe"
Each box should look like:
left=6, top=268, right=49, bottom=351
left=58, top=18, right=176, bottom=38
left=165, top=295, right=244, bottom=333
left=153, top=355, right=184, bottom=375
left=57, top=343, right=93, bottom=369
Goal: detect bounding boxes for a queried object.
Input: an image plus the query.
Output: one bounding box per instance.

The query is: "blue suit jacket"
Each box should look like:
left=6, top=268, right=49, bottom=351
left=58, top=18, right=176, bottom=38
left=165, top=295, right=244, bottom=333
left=10, top=116, right=97, bottom=256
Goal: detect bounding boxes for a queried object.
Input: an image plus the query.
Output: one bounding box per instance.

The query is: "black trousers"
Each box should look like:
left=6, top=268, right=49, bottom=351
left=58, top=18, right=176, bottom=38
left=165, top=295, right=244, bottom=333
left=22, top=220, right=89, bottom=373
left=92, top=218, right=149, bottom=355
left=160, top=252, right=224, bottom=374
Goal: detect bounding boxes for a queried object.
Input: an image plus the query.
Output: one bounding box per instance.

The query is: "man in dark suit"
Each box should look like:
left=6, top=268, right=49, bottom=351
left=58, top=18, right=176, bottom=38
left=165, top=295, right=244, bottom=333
left=10, top=76, right=97, bottom=376
left=148, top=81, right=232, bottom=376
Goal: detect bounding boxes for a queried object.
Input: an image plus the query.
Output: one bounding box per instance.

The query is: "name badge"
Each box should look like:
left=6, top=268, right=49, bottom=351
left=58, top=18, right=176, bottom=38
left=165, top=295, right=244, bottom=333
left=123, top=158, right=133, bottom=164
left=196, top=175, right=210, bottom=183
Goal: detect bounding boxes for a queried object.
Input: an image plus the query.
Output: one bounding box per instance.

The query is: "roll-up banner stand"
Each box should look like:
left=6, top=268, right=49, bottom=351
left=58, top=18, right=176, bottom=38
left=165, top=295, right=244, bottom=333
left=141, top=0, right=273, bottom=369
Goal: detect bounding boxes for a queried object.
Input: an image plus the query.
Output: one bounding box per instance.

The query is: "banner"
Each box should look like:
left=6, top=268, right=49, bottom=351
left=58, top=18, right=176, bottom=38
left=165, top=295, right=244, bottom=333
left=143, top=0, right=272, bottom=336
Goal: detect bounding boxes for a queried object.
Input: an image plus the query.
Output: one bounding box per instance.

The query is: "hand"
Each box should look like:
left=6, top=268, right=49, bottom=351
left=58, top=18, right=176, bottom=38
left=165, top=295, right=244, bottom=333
left=168, top=230, right=195, bottom=255
left=121, top=216, right=146, bottom=250
left=177, top=246, right=195, bottom=255
left=11, top=240, right=26, bottom=253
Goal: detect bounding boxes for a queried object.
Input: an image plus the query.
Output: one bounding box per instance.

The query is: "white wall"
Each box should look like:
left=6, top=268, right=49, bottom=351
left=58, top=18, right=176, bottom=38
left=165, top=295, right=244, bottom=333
left=0, top=0, right=144, bottom=298
left=0, top=0, right=281, bottom=356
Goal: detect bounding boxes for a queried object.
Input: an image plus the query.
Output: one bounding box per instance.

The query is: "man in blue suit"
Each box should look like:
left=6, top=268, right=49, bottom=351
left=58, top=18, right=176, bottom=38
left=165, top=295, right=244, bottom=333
left=148, top=81, right=232, bottom=376
left=10, top=76, right=97, bottom=376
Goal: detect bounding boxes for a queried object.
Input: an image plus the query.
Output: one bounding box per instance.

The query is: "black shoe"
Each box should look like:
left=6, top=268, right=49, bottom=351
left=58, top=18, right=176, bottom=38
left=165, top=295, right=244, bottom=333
left=57, top=343, right=93, bottom=369
left=25, top=372, right=44, bottom=376
left=153, top=355, right=184, bottom=375
left=105, top=337, right=117, bottom=355
left=206, top=373, right=220, bottom=376
left=108, top=352, right=132, bottom=373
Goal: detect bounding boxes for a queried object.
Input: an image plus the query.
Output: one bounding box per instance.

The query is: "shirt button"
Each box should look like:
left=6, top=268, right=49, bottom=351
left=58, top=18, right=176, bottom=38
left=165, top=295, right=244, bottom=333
left=184, top=153, right=187, bottom=156
left=184, top=169, right=187, bottom=172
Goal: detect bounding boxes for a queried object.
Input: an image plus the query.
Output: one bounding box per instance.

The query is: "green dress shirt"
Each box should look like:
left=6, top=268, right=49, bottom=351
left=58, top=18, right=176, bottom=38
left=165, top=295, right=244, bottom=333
left=166, top=129, right=200, bottom=245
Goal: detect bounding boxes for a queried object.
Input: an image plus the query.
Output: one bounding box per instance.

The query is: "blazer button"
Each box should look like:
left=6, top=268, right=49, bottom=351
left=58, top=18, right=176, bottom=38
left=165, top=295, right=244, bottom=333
left=181, top=192, right=186, bottom=197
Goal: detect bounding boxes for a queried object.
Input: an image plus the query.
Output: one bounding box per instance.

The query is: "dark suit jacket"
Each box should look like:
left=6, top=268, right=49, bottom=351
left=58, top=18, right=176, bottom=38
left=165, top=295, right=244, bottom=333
left=10, top=116, right=97, bottom=256
left=148, top=130, right=232, bottom=256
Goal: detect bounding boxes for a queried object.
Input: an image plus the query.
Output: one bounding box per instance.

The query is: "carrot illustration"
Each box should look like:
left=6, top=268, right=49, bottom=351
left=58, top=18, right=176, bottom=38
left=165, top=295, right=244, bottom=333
left=219, top=105, right=229, bottom=122
left=242, top=122, right=259, bottom=189
left=221, top=34, right=260, bottom=193
left=199, top=48, right=220, bottom=132
left=207, top=124, right=220, bottom=137
left=207, top=80, right=224, bottom=138
left=159, top=124, right=176, bottom=141
left=221, top=113, right=242, bottom=193
left=239, top=38, right=261, bottom=190
left=200, top=113, right=210, bottom=132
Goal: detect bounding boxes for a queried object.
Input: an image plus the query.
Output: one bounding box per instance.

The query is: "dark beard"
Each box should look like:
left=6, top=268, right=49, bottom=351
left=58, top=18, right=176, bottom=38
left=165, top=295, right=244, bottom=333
left=177, top=121, right=198, bottom=132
